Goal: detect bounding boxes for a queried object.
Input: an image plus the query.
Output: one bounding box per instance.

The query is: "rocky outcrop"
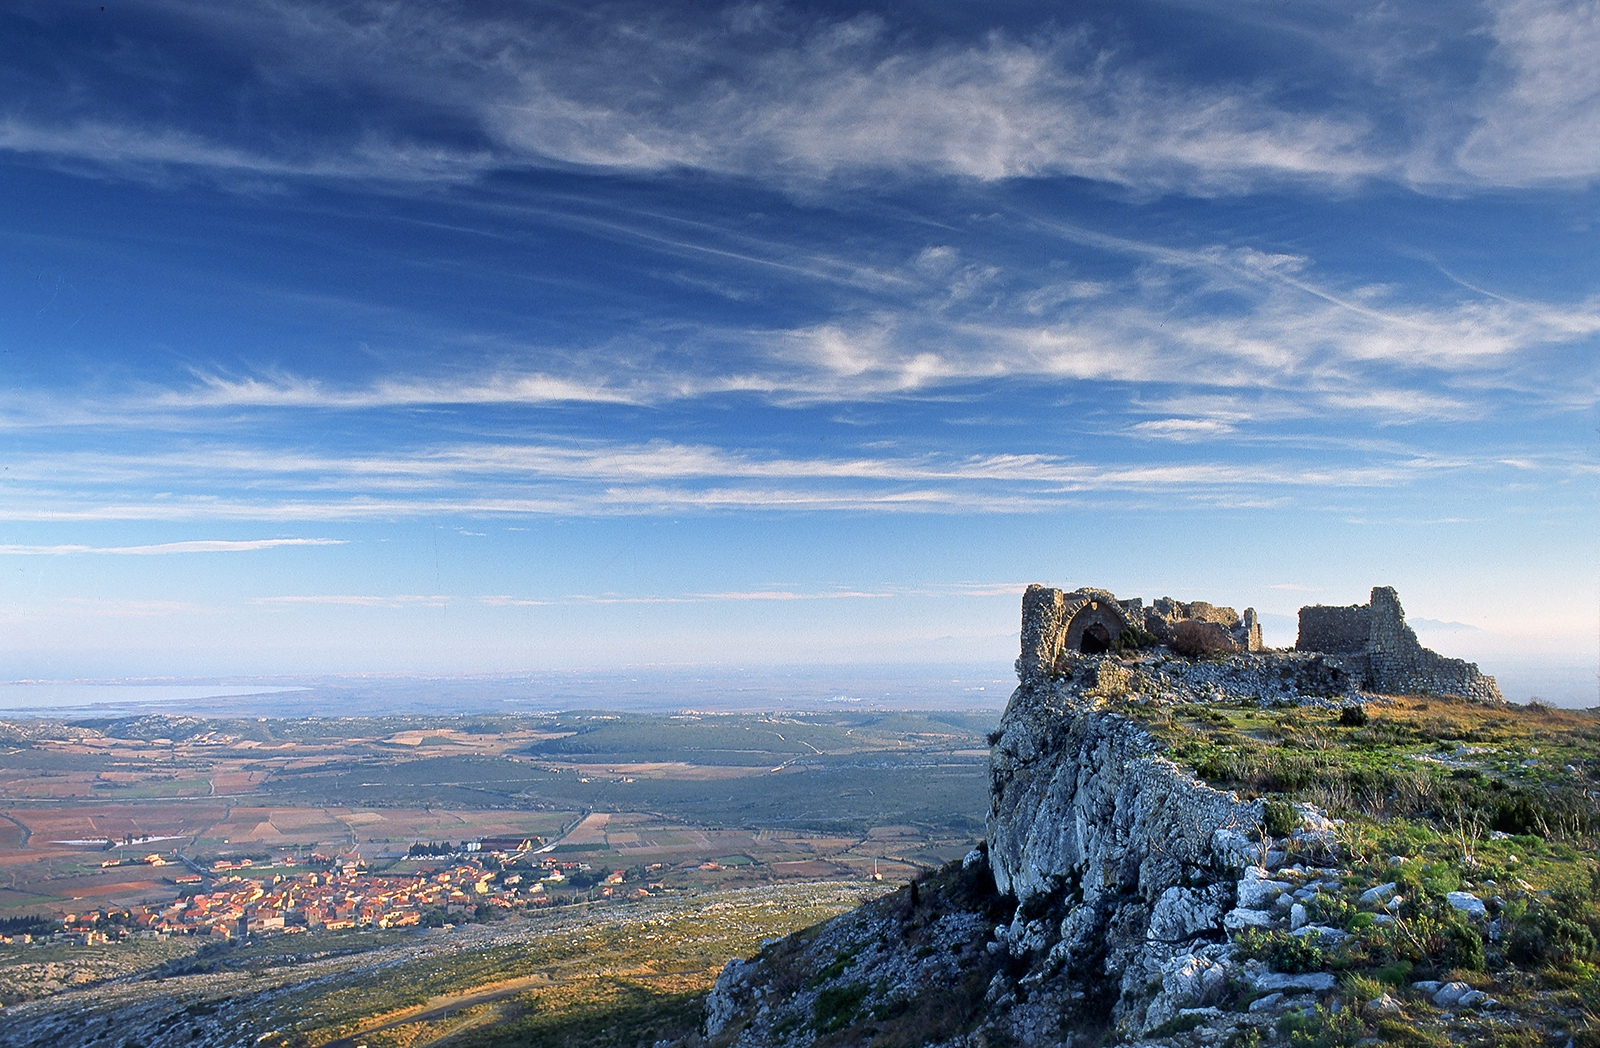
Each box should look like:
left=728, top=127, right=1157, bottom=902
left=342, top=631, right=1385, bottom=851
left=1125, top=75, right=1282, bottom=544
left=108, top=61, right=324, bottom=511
left=985, top=681, right=1257, bottom=906
left=976, top=625, right=1341, bottom=1038
left=699, top=583, right=1511, bottom=1047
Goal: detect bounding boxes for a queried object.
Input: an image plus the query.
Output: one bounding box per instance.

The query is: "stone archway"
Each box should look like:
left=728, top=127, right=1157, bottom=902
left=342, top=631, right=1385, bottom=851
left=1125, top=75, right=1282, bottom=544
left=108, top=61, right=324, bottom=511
left=1061, top=599, right=1131, bottom=656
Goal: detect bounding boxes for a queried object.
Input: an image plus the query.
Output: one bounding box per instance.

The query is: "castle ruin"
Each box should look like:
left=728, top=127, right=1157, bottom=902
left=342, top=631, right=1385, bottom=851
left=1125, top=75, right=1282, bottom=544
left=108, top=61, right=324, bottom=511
left=1018, top=585, right=1263, bottom=679
left=1296, top=586, right=1502, bottom=703
left=1019, top=582, right=1502, bottom=703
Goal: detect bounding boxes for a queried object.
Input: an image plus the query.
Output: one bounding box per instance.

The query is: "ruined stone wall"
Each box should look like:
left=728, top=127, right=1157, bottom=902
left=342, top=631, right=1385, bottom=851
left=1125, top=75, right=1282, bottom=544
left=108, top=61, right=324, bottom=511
left=1364, top=587, right=1503, bottom=703
left=1295, top=587, right=1502, bottom=704
left=1295, top=604, right=1370, bottom=654
left=1026, top=585, right=1266, bottom=660
left=1019, top=586, right=1137, bottom=669
left=1018, top=585, right=1074, bottom=680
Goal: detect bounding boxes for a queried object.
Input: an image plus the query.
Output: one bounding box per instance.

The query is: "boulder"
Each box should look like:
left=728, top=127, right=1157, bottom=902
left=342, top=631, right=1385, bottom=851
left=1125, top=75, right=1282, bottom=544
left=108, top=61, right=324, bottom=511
left=1238, top=866, right=1293, bottom=908
left=1446, top=891, right=1487, bottom=918
left=1147, top=885, right=1230, bottom=941
left=1223, top=907, right=1274, bottom=930
left=1359, top=882, right=1398, bottom=904
left=1251, top=970, right=1338, bottom=993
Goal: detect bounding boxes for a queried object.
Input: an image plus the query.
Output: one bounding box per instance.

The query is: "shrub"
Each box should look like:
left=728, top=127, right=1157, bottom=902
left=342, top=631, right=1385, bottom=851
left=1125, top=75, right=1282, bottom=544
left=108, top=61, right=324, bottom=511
left=1374, top=1020, right=1451, bottom=1047
left=1148, top=1012, right=1206, bottom=1036
left=1170, top=618, right=1241, bottom=657
left=1339, top=971, right=1387, bottom=1004
left=1234, top=928, right=1325, bottom=973
left=813, top=983, right=868, bottom=1033
left=1337, top=705, right=1369, bottom=727
left=1277, top=1005, right=1363, bottom=1048
left=1263, top=798, right=1301, bottom=838
left=1507, top=897, right=1600, bottom=968
left=1116, top=626, right=1160, bottom=651
left=808, top=946, right=861, bottom=987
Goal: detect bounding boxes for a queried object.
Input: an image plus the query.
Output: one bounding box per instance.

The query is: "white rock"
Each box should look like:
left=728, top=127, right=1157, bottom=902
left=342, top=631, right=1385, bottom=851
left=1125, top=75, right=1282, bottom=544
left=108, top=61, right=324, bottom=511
left=1289, top=903, right=1308, bottom=930
left=1147, top=885, right=1229, bottom=941
left=1247, top=992, right=1284, bottom=1013
left=1142, top=952, right=1234, bottom=1032
left=1296, top=804, right=1335, bottom=832
left=1364, top=994, right=1403, bottom=1015
left=1238, top=866, right=1293, bottom=908
left=1252, top=971, right=1337, bottom=992
left=1057, top=904, right=1099, bottom=955
left=1212, top=828, right=1261, bottom=868
left=1223, top=907, right=1275, bottom=930
left=1446, top=891, right=1487, bottom=918
left=1359, top=882, right=1398, bottom=904
left=1431, top=981, right=1475, bottom=1007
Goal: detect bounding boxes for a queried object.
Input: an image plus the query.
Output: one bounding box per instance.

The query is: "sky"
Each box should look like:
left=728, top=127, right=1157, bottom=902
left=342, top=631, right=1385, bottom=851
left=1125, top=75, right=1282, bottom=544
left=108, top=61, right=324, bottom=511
left=0, top=0, right=1597, bottom=701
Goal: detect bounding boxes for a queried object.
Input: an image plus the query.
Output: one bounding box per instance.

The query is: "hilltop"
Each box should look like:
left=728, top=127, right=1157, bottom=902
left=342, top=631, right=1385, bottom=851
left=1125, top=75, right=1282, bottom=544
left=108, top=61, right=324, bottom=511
left=693, top=585, right=1600, bottom=1048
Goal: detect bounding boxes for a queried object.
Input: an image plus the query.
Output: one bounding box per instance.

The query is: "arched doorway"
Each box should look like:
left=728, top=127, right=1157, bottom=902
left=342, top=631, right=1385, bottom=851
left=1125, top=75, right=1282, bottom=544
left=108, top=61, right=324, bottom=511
left=1080, top=623, right=1112, bottom=654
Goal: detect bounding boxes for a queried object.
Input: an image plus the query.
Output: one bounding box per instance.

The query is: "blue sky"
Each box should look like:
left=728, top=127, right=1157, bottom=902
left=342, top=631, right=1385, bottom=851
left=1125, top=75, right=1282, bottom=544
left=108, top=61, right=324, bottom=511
left=1, top=0, right=1596, bottom=698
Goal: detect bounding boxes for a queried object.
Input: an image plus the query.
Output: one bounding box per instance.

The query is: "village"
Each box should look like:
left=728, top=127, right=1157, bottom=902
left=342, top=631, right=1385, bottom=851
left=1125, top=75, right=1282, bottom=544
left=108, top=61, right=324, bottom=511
left=4, top=842, right=661, bottom=947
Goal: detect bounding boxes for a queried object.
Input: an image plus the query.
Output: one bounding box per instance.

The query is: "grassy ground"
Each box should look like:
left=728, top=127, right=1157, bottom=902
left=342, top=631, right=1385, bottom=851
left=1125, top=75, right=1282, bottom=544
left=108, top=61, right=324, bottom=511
left=1122, top=687, right=1600, bottom=1046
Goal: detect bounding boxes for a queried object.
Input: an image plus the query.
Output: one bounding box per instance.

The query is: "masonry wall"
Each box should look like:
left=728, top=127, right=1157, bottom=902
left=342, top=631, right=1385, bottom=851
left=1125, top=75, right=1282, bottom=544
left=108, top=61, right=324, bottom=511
left=1295, top=587, right=1504, bottom=704
left=1364, top=587, right=1503, bottom=703
left=1295, top=605, right=1370, bottom=654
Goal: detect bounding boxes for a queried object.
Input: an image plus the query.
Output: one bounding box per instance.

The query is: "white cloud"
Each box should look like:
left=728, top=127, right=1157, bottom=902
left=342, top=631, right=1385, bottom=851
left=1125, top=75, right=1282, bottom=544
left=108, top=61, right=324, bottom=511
left=10, top=3, right=1599, bottom=195
left=0, top=117, right=488, bottom=185
left=0, top=434, right=1484, bottom=524
left=1, top=5, right=1390, bottom=196
left=1458, top=0, right=1600, bottom=184
left=0, top=538, right=344, bottom=555
left=159, top=371, right=644, bottom=409
left=252, top=594, right=449, bottom=607
left=1130, top=418, right=1239, bottom=440
left=485, top=20, right=1386, bottom=193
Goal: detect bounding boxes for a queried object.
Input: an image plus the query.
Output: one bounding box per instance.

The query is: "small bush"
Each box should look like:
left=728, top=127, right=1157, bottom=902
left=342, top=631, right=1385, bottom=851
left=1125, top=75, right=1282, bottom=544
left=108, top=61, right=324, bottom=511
left=1337, top=705, right=1369, bottom=727
left=1277, top=1005, right=1363, bottom=1048
left=1234, top=928, right=1325, bottom=973
left=1224, top=1030, right=1263, bottom=1048
left=1307, top=891, right=1356, bottom=930
left=1148, top=1012, right=1206, bottom=1036
left=1263, top=798, right=1301, bottom=837
left=1339, top=971, right=1388, bottom=1004
left=1116, top=626, right=1160, bottom=651
left=1170, top=618, right=1241, bottom=657
left=813, top=983, right=868, bottom=1033
left=809, top=946, right=861, bottom=987
left=1374, top=1019, right=1450, bottom=1047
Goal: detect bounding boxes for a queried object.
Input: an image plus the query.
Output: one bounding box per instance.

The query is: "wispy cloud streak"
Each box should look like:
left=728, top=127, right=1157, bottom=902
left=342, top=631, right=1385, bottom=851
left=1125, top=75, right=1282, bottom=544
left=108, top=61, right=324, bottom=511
left=0, top=538, right=344, bottom=555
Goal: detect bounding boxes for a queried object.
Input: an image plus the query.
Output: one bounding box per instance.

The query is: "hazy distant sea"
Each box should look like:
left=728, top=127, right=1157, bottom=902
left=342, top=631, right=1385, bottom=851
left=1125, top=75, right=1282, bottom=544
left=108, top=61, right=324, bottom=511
left=1, top=657, right=1590, bottom=720
left=1479, top=659, right=1598, bottom=709
left=0, top=663, right=1014, bottom=719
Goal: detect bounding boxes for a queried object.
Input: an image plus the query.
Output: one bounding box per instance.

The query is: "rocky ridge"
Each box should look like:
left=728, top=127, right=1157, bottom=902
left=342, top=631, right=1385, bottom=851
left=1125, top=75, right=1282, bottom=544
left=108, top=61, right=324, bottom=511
left=698, top=586, right=1542, bottom=1048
